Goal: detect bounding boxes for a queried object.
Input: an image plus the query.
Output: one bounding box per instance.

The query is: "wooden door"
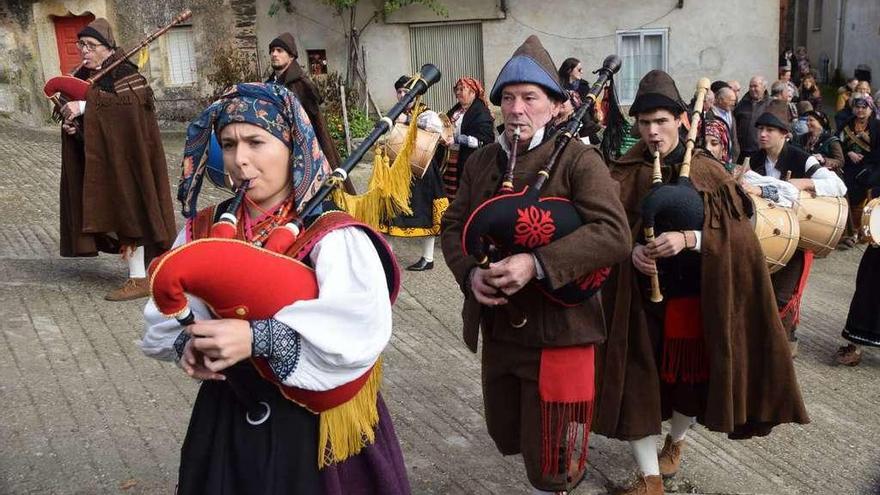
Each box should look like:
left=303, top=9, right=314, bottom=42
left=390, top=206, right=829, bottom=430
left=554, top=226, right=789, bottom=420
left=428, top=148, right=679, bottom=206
left=53, top=14, right=95, bottom=74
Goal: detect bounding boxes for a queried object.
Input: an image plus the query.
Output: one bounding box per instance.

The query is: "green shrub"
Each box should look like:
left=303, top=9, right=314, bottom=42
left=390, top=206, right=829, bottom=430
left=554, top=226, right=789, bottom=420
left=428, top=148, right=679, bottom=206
left=327, top=108, right=373, bottom=158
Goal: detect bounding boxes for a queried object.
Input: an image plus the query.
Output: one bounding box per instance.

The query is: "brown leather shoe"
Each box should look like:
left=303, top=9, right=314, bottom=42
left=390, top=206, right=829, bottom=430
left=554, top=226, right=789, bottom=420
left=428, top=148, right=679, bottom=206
left=105, top=277, right=150, bottom=301
left=658, top=434, right=684, bottom=478
left=616, top=474, right=664, bottom=495
left=836, top=344, right=862, bottom=366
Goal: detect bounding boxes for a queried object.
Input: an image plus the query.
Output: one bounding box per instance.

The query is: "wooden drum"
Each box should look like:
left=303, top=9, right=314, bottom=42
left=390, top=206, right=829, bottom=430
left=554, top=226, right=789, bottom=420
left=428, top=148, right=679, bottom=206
left=861, top=197, right=880, bottom=246
left=385, top=117, right=453, bottom=179
left=797, top=192, right=849, bottom=257
left=750, top=194, right=800, bottom=274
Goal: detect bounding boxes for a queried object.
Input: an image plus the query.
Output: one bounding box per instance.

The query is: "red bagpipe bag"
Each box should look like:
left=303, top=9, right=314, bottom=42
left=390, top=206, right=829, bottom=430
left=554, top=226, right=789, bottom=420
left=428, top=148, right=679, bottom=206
left=148, top=205, right=400, bottom=467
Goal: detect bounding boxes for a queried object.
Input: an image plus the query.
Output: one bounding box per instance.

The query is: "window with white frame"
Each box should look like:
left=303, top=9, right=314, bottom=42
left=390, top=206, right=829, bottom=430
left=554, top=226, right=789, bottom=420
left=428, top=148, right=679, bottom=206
left=166, top=26, right=197, bottom=86
left=812, top=0, right=823, bottom=31
left=616, top=29, right=668, bottom=104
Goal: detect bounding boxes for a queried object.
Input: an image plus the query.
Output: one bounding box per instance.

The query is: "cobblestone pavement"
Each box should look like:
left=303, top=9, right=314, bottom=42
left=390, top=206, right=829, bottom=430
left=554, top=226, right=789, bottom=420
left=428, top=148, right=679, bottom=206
left=1, top=118, right=878, bottom=495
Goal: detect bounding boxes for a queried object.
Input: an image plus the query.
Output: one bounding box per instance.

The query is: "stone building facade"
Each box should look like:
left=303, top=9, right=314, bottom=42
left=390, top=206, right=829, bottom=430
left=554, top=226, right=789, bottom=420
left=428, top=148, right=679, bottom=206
left=3, top=0, right=780, bottom=124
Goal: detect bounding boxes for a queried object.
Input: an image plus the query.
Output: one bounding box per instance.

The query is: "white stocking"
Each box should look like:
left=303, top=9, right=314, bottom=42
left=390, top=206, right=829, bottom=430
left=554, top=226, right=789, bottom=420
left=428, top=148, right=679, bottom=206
left=127, top=246, right=146, bottom=279
left=531, top=488, right=555, bottom=494
left=630, top=435, right=661, bottom=476
left=421, top=236, right=435, bottom=262
left=669, top=411, right=696, bottom=442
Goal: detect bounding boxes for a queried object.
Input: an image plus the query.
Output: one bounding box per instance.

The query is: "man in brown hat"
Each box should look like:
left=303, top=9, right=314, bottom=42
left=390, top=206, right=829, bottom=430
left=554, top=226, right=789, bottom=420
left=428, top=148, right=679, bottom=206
left=58, top=18, right=176, bottom=301
left=742, top=100, right=847, bottom=357
left=441, top=35, right=631, bottom=493
left=594, top=70, right=810, bottom=495
left=266, top=32, right=353, bottom=194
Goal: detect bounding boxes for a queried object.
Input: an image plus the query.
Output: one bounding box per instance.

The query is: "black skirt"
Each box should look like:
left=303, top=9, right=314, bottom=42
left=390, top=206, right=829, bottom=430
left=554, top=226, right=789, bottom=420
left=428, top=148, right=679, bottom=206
left=380, top=149, right=448, bottom=237
left=843, top=246, right=880, bottom=347
left=176, top=362, right=411, bottom=494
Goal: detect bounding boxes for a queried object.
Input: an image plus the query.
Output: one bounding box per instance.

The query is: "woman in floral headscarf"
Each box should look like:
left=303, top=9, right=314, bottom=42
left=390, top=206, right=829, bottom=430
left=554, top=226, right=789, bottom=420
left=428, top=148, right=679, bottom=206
left=140, top=83, right=410, bottom=495
left=443, top=76, right=495, bottom=200
left=704, top=118, right=734, bottom=171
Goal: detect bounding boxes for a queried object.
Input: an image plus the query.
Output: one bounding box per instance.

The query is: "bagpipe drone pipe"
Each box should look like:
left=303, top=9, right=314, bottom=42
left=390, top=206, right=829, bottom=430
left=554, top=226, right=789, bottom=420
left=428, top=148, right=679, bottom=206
left=148, top=65, right=441, bottom=420
left=461, top=55, right=621, bottom=327
left=639, top=78, right=712, bottom=302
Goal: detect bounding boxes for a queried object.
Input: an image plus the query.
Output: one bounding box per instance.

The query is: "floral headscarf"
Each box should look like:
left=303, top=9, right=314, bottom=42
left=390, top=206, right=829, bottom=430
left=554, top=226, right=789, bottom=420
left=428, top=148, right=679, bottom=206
left=704, top=118, right=732, bottom=167
left=178, top=83, right=331, bottom=218
left=454, top=76, right=489, bottom=108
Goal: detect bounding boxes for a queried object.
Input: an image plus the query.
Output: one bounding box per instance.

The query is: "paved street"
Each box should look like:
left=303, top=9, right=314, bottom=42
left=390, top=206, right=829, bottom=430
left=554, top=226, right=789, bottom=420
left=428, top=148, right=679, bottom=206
left=0, top=118, right=878, bottom=495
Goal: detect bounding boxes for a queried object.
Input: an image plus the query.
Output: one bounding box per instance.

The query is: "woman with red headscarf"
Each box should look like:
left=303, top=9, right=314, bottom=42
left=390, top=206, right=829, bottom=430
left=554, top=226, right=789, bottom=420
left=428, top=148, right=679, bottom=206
left=443, top=77, right=495, bottom=199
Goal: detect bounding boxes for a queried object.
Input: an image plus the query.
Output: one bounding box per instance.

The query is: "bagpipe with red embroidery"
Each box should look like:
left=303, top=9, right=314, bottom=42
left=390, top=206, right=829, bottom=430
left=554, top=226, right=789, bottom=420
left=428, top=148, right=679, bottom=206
left=461, top=55, right=621, bottom=320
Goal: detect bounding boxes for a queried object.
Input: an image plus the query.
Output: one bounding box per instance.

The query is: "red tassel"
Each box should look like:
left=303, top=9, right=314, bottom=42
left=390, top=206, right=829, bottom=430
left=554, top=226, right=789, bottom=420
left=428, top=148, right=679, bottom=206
left=540, top=399, right=594, bottom=476
left=779, top=251, right=814, bottom=327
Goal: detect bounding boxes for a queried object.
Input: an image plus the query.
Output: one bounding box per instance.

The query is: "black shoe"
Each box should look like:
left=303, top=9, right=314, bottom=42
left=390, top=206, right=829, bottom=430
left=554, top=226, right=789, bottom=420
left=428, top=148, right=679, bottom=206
left=406, top=257, right=434, bottom=271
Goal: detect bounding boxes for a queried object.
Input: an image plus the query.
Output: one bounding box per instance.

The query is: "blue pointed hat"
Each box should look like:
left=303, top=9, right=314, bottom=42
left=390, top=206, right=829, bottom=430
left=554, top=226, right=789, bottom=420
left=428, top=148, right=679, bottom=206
left=489, top=35, right=567, bottom=105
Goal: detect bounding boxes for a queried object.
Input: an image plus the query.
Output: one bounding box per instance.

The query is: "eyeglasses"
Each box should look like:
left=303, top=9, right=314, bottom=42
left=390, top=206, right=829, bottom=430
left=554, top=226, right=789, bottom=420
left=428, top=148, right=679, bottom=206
left=76, top=40, right=103, bottom=52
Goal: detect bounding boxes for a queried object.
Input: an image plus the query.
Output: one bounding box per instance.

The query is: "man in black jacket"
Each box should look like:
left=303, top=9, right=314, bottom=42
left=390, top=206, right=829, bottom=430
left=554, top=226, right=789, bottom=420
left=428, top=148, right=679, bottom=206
left=733, top=76, right=770, bottom=163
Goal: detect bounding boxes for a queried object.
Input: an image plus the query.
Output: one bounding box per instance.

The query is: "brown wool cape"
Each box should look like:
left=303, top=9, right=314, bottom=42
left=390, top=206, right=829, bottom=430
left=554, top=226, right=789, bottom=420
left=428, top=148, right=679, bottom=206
left=593, top=139, right=810, bottom=440
left=60, top=53, right=177, bottom=257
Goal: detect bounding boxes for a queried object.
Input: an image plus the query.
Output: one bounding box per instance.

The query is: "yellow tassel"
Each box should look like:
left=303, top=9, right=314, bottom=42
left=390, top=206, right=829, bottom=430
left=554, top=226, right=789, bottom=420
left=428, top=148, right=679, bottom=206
left=136, top=46, right=149, bottom=70
left=317, top=358, right=384, bottom=469
left=331, top=102, right=423, bottom=228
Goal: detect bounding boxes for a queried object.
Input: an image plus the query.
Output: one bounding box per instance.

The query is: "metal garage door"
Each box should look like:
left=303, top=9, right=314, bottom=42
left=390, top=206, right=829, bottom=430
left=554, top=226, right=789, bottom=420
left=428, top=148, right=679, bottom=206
left=409, top=22, right=484, bottom=112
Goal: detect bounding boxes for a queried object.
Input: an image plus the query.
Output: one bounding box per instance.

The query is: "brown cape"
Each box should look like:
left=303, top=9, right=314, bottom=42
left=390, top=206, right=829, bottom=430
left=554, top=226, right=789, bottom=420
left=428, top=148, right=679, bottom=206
left=593, top=139, right=810, bottom=440
left=60, top=53, right=177, bottom=257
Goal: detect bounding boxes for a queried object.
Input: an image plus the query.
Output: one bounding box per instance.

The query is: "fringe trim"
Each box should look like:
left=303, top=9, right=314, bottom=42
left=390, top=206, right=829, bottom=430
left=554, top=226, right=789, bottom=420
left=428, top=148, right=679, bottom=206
left=779, top=251, right=814, bottom=327
left=331, top=104, right=422, bottom=228
left=318, top=358, right=383, bottom=469
left=540, top=400, right=593, bottom=476
left=660, top=337, right=710, bottom=384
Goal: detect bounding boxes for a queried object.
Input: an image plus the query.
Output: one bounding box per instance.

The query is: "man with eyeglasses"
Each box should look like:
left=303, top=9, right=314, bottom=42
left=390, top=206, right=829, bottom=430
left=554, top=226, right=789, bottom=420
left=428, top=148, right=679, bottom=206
left=58, top=18, right=176, bottom=302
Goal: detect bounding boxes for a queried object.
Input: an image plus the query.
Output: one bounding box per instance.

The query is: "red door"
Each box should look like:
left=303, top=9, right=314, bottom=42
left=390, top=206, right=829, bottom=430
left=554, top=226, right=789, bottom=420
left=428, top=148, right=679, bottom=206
left=53, top=14, right=95, bottom=74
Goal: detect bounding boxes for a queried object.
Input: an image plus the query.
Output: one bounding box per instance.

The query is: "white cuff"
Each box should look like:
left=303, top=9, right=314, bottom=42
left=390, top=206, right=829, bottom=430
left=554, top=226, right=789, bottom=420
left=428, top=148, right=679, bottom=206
left=77, top=100, right=86, bottom=114
left=690, top=231, right=702, bottom=252
left=532, top=254, right=545, bottom=280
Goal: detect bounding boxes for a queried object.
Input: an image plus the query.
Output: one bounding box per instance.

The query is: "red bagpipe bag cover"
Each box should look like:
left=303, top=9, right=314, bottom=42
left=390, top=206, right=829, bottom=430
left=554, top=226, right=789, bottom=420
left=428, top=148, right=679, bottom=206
left=148, top=207, right=401, bottom=466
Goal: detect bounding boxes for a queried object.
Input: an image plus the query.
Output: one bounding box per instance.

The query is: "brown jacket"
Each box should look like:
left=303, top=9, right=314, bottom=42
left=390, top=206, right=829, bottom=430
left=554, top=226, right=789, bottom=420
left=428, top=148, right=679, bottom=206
left=440, top=133, right=631, bottom=351
left=593, top=140, right=810, bottom=440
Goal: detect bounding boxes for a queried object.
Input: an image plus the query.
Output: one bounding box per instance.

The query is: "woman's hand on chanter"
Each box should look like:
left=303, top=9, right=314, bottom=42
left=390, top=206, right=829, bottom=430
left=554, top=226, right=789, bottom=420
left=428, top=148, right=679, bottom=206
left=187, top=319, right=254, bottom=373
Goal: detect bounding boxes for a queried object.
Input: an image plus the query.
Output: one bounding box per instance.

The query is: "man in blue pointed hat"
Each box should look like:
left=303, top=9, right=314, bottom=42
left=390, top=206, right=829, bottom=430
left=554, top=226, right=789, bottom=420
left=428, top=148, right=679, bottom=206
left=441, top=35, right=631, bottom=493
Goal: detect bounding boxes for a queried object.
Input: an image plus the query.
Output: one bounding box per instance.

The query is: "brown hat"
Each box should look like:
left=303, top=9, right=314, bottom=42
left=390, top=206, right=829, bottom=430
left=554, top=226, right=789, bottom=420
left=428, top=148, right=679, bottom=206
left=628, top=70, right=686, bottom=116
left=489, top=35, right=567, bottom=105
left=78, top=18, right=116, bottom=49
left=269, top=32, right=298, bottom=59
left=796, top=100, right=814, bottom=116
left=755, top=99, right=793, bottom=132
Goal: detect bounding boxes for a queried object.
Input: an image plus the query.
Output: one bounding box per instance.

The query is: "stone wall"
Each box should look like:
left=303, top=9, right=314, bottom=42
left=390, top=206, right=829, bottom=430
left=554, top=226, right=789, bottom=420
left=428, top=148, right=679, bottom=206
left=0, top=0, right=47, bottom=124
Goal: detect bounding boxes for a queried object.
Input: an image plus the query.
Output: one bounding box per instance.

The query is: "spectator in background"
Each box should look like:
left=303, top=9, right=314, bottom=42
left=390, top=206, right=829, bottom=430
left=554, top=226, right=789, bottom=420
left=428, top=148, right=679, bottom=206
left=778, top=68, right=800, bottom=101
left=770, top=80, right=798, bottom=127
left=855, top=80, right=872, bottom=98
left=795, top=109, right=844, bottom=173
left=792, top=101, right=813, bottom=139
left=711, top=86, right=739, bottom=161
left=728, top=80, right=743, bottom=103
left=779, top=47, right=794, bottom=72
left=734, top=76, right=771, bottom=162
left=838, top=93, right=880, bottom=248
left=794, top=46, right=811, bottom=86
left=837, top=77, right=859, bottom=112
left=799, top=74, right=823, bottom=109
left=558, top=57, right=590, bottom=101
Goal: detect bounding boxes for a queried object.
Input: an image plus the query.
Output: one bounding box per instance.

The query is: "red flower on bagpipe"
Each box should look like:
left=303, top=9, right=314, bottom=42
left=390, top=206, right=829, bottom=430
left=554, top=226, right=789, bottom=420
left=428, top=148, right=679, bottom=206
left=513, top=206, right=556, bottom=248
left=576, top=266, right=611, bottom=291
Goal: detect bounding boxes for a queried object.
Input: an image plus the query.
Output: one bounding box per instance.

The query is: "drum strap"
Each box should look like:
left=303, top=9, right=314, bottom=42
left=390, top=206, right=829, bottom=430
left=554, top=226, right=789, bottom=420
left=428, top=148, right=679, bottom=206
left=843, top=126, right=871, bottom=153
left=805, top=163, right=822, bottom=177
